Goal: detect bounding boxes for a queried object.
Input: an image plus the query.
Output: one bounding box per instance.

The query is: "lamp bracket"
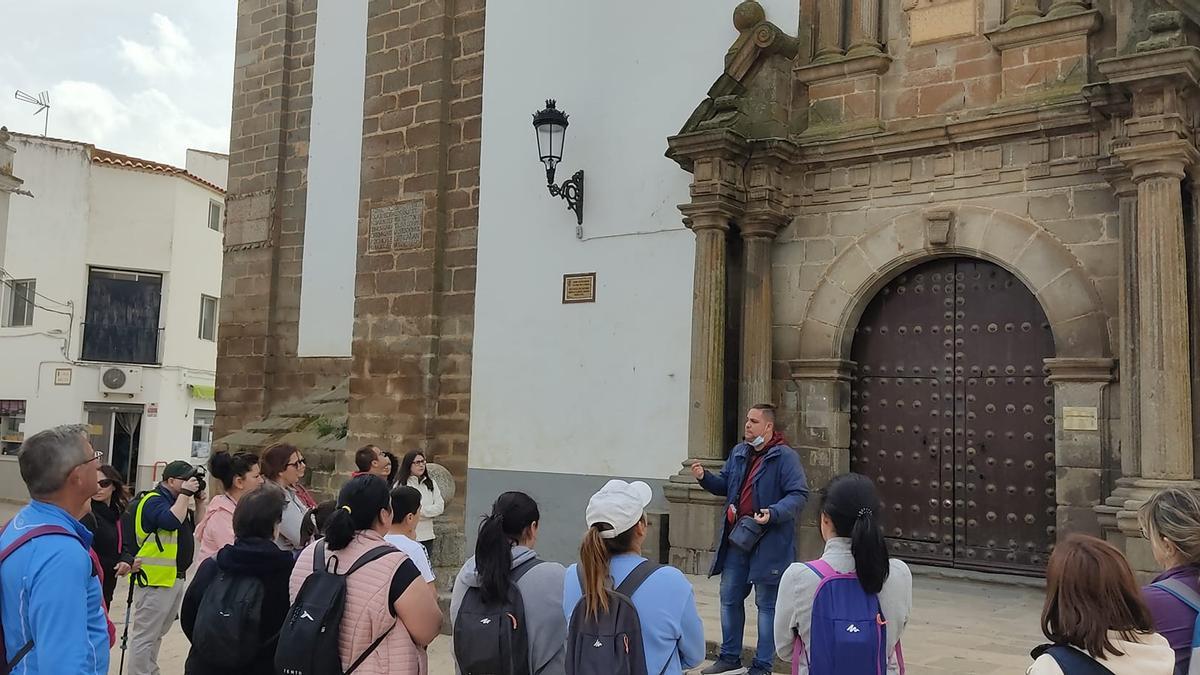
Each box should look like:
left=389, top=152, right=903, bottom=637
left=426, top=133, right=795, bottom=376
left=547, top=169, right=584, bottom=235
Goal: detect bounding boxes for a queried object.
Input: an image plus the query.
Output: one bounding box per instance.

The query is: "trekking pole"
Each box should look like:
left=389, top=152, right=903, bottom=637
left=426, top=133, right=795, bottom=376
left=118, top=570, right=144, bottom=675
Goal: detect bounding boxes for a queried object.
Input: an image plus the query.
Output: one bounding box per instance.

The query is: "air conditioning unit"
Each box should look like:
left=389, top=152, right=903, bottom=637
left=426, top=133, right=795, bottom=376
left=100, top=366, right=143, bottom=396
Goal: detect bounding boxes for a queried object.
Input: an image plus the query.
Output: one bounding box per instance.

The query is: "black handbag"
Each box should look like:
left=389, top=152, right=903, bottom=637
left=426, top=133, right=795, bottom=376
left=728, top=515, right=766, bottom=552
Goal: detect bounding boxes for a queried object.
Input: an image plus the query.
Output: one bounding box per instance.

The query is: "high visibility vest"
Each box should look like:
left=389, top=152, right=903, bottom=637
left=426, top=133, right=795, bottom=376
left=133, top=491, right=179, bottom=588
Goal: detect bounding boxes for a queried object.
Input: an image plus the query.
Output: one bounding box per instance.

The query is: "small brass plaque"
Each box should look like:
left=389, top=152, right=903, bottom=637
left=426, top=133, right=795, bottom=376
left=562, top=273, right=596, bottom=304
left=54, top=368, right=72, bottom=385
left=1062, top=406, right=1098, bottom=431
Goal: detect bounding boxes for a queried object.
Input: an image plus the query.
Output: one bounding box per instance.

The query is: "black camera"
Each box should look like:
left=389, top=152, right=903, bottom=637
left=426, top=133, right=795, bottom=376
left=183, top=465, right=207, bottom=495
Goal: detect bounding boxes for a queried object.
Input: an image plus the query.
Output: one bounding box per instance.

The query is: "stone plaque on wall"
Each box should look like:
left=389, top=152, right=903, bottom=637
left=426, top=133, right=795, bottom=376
left=1063, top=406, right=1099, bottom=431
left=906, top=0, right=976, bottom=46
left=368, top=200, right=424, bottom=253
left=562, top=273, right=596, bottom=304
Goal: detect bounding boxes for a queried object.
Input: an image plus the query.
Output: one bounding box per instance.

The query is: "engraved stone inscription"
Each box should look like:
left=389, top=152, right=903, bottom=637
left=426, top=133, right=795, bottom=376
left=1062, top=406, right=1099, bottom=431
left=907, top=0, right=976, bottom=46
left=368, top=200, right=424, bottom=253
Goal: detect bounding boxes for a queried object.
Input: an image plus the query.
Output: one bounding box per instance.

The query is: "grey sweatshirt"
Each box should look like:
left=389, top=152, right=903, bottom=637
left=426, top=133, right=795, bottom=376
left=450, top=546, right=567, bottom=675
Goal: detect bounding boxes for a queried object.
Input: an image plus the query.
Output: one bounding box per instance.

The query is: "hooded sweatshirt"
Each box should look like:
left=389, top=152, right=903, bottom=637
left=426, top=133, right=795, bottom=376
left=450, top=546, right=567, bottom=675
left=193, top=494, right=236, bottom=566
left=1026, top=632, right=1176, bottom=675
left=180, top=537, right=295, bottom=675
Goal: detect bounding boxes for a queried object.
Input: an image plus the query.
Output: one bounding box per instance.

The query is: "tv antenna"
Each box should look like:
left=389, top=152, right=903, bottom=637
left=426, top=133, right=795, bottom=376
left=14, top=90, right=50, bottom=136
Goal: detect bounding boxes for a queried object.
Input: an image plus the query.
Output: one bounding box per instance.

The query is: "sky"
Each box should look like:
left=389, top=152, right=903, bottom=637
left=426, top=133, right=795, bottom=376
left=0, top=2, right=237, bottom=167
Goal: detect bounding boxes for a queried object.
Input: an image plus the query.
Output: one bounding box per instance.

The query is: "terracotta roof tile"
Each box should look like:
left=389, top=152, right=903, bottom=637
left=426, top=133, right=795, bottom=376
left=90, top=148, right=224, bottom=194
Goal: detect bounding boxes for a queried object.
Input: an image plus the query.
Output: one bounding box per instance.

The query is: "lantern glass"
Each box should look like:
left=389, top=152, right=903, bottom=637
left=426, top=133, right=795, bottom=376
left=532, top=100, right=569, bottom=184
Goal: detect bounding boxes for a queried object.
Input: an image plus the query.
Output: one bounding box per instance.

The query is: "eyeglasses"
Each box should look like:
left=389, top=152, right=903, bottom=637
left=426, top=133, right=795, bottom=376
left=286, top=458, right=307, bottom=468
left=97, top=479, right=116, bottom=488
left=74, top=450, right=103, bottom=471
left=412, top=459, right=426, bottom=465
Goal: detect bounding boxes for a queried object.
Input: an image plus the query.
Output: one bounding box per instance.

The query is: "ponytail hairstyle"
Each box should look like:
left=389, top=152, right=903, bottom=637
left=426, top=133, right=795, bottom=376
left=399, top=450, right=434, bottom=491
left=323, top=475, right=391, bottom=551
left=475, top=492, right=540, bottom=603
left=821, top=473, right=890, bottom=594
left=209, top=450, right=260, bottom=492
left=579, top=518, right=643, bottom=618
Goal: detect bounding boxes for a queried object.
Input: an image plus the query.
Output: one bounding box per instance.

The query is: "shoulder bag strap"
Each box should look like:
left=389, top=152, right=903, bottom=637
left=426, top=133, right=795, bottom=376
left=1043, top=644, right=1118, bottom=675
left=344, top=623, right=395, bottom=675
left=1152, top=578, right=1200, bottom=613
left=511, top=556, right=543, bottom=584
left=344, top=545, right=398, bottom=576
left=803, top=560, right=835, bottom=579
left=615, top=559, right=662, bottom=597
left=1, top=524, right=82, bottom=672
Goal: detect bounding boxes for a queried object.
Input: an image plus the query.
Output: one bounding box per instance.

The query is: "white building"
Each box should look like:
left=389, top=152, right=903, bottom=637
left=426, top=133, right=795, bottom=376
left=0, top=134, right=226, bottom=498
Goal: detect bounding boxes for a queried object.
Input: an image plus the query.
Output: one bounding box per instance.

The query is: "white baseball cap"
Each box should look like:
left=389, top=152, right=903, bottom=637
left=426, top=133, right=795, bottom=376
left=585, top=479, right=653, bottom=538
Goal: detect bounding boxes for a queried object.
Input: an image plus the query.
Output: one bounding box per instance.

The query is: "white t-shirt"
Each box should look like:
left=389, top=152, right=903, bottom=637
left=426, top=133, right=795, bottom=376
left=384, top=533, right=435, bottom=582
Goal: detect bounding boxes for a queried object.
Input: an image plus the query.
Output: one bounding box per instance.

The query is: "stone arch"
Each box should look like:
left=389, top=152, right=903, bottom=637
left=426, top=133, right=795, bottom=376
left=798, top=204, right=1112, bottom=362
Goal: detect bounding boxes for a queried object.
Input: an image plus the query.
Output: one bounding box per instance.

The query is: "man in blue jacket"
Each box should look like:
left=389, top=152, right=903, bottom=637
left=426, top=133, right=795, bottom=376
left=692, top=403, right=808, bottom=675
left=0, top=424, right=111, bottom=675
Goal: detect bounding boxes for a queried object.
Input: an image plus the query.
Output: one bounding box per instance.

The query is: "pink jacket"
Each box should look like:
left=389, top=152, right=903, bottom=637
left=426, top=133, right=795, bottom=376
left=290, top=531, right=426, bottom=675
left=194, top=494, right=236, bottom=566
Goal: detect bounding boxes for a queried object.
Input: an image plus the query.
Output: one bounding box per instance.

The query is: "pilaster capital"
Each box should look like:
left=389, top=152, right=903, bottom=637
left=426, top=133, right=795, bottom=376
left=789, top=358, right=856, bottom=383
left=1097, top=158, right=1136, bottom=197
left=680, top=202, right=736, bottom=233
left=741, top=210, right=790, bottom=239
left=1044, top=357, right=1117, bottom=383
left=1115, top=140, right=1199, bottom=182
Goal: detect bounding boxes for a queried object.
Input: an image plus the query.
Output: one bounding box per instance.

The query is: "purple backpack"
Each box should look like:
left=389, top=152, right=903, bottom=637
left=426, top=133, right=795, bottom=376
left=791, top=560, right=903, bottom=675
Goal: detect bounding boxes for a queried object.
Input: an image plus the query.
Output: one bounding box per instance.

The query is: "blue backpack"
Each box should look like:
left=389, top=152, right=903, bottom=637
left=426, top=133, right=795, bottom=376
left=1150, top=578, right=1200, bottom=675
left=793, top=560, right=902, bottom=675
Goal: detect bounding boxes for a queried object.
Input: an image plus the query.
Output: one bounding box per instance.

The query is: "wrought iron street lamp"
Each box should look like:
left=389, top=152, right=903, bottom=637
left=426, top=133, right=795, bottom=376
left=532, top=100, right=583, bottom=231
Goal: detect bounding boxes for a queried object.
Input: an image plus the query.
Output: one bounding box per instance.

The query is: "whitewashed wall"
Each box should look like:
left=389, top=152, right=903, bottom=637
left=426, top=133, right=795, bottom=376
left=469, top=1, right=800, bottom=482
left=296, top=0, right=369, bottom=357
left=0, top=136, right=222, bottom=495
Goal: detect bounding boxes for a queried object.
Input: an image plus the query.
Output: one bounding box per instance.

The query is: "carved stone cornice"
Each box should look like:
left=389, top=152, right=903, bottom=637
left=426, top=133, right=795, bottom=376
left=1097, top=47, right=1200, bottom=90
left=666, top=129, right=750, bottom=172
left=985, top=9, right=1101, bottom=50
left=1044, top=357, right=1117, bottom=383
left=1116, top=140, right=1200, bottom=181
left=793, top=53, right=892, bottom=85
left=789, top=358, right=856, bottom=383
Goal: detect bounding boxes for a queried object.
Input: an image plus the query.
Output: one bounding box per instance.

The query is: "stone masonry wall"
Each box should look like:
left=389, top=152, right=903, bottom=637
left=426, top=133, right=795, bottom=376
left=349, top=0, right=484, bottom=525
left=216, top=0, right=352, bottom=446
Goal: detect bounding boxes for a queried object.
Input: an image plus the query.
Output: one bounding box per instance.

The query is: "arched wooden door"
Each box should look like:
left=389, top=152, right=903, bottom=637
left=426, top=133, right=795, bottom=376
left=849, top=258, right=1056, bottom=574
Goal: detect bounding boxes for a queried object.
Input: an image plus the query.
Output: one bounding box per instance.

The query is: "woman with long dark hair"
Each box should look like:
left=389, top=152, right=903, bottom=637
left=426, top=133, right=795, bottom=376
left=82, top=464, right=130, bottom=605
left=1140, top=488, right=1200, bottom=674
left=398, top=450, right=443, bottom=548
left=194, top=450, right=264, bottom=565
left=259, top=443, right=317, bottom=554
left=383, top=451, right=400, bottom=488
left=562, top=480, right=704, bottom=674
left=774, top=473, right=912, bottom=674
left=1028, top=534, right=1173, bottom=673
left=450, top=492, right=567, bottom=674
left=287, top=475, right=442, bottom=672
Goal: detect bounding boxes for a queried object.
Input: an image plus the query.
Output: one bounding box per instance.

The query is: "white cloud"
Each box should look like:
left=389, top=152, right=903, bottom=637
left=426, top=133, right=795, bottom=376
left=118, top=14, right=196, bottom=80
left=51, top=81, right=131, bottom=141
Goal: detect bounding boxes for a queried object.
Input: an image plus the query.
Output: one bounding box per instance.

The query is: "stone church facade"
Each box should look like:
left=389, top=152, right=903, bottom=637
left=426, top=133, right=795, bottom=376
left=215, top=0, right=1200, bottom=577
left=665, top=0, right=1200, bottom=576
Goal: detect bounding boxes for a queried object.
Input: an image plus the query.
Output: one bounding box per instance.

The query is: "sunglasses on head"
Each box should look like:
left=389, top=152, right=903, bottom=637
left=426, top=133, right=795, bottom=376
left=98, top=479, right=116, bottom=488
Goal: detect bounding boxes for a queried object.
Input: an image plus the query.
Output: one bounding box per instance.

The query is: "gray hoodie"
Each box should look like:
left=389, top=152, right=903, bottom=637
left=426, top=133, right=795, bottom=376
left=450, top=546, right=567, bottom=675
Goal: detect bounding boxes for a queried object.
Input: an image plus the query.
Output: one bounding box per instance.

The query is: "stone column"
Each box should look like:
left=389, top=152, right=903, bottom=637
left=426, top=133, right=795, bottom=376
left=1125, top=150, right=1196, bottom=480
left=1047, top=0, right=1089, bottom=18
left=846, top=0, right=882, bottom=56
left=740, top=229, right=774, bottom=413
left=815, top=0, right=845, bottom=63
left=688, top=212, right=731, bottom=464
left=1006, top=0, right=1043, bottom=26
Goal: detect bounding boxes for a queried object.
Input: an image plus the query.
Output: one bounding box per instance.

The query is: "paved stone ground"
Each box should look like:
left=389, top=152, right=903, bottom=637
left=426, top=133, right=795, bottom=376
left=2, top=503, right=1044, bottom=674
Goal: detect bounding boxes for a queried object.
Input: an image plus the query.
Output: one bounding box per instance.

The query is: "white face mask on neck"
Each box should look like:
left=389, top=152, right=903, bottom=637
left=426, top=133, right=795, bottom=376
left=750, top=435, right=766, bottom=448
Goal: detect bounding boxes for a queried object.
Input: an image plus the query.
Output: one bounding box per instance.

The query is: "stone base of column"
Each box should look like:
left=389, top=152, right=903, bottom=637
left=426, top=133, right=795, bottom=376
left=663, top=471, right=725, bottom=574
left=1102, top=477, right=1200, bottom=579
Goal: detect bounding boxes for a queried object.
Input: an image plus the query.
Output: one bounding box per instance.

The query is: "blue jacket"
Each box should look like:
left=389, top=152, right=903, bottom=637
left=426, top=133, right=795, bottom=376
left=0, top=501, right=110, bottom=674
left=698, top=441, right=809, bottom=584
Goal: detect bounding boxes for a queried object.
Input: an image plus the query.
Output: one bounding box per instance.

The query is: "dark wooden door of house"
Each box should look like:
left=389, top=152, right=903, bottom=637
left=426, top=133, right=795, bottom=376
left=849, top=258, right=1056, bottom=574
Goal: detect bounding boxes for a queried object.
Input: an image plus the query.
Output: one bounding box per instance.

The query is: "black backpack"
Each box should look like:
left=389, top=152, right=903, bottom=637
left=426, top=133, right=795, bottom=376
left=566, top=560, right=661, bottom=675
left=275, top=541, right=397, bottom=675
left=190, top=571, right=266, bottom=668
left=1030, top=644, right=1117, bottom=675
left=453, top=557, right=545, bottom=675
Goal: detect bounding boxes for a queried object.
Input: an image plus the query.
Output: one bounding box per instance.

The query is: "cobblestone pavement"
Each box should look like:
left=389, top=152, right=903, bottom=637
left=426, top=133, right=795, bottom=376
left=2, top=502, right=1043, bottom=674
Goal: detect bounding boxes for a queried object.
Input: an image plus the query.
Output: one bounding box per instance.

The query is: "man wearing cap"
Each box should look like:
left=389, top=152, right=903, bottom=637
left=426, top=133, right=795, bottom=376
left=691, top=403, right=809, bottom=675
left=563, top=479, right=705, bottom=674
left=120, top=460, right=204, bottom=675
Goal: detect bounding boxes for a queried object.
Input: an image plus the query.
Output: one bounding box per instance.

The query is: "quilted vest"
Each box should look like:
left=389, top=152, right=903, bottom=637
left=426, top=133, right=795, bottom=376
left=289, top=530, right=426, bottom=675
